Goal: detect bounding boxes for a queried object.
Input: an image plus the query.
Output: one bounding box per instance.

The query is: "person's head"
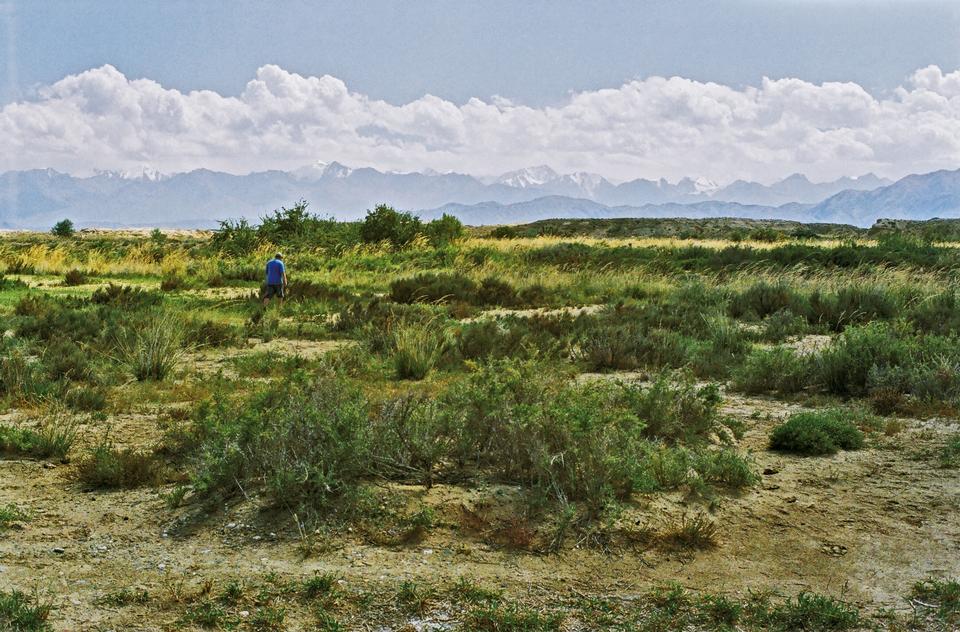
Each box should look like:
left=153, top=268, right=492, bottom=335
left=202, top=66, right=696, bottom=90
left=275, top=253, right=283, bottom=260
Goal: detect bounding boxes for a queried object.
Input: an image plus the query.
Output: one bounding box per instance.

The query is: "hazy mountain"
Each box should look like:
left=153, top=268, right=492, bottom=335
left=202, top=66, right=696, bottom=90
left=714, top=173, right=891, bottom=206
left=809, top=169, right=960, bottom=225
left=0, top=161, right=943, bottom=229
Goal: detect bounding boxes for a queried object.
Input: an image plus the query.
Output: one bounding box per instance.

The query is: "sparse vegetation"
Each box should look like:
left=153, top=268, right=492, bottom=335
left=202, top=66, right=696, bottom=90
left=1, top=218, right=958, bottom=629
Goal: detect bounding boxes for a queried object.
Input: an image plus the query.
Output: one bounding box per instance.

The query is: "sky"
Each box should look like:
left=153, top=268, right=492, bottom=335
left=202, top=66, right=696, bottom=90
left=2, top=0, right=960, bottom=183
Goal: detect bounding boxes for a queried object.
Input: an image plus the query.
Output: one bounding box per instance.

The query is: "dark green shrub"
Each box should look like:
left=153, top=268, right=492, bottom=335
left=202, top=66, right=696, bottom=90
left=729, top=280, right=801, bottom=320
left=0, top=418, right=76, bottom=461
left=42, top=338, right=92, bottom=381
left=390, top=272, right=476, bottom=305
left=62, top=269, right=88, bottom=286
left=692, top=449, right=759, bottom=488
left=425, top=213, right=464, bottom=246
left=51, top=218, right=75, bottom=238
left=769, top=410, right=865, bottom=455
left=183, top=318, right=242, bottom=348
left=91, top=284, right=162, bottom=309
left=489, top=226, right=518, bottom=239
left=159, top=275, right=186, bottom=291
left=64, top=385, right=108, bottom=412
left=359, top=204, right=423, bottom=247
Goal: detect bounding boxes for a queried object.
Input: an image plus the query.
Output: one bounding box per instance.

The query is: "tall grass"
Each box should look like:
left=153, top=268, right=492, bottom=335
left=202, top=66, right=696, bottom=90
left=390, top=319, right=449, bottom=380
left=114, top=311, right=185, bottom=381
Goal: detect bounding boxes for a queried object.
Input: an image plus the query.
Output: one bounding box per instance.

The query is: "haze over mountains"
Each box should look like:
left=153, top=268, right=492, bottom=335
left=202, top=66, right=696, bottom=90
left=2, top=161, right=960, bottom=229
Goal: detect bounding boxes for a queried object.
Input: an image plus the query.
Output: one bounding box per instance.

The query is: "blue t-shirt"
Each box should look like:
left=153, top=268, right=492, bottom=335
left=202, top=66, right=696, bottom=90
left=265, top=259, right=285, bottom=284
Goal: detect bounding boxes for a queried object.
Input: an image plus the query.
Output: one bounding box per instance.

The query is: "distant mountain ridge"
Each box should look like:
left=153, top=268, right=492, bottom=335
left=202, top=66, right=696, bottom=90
left=1, top=161, right=957, bottom=229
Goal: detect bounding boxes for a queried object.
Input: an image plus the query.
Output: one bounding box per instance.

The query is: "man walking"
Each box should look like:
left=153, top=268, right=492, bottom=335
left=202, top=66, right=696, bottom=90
left=263, top=252, right=287, bottom=306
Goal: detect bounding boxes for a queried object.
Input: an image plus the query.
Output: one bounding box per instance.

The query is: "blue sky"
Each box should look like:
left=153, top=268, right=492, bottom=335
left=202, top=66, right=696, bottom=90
left=5, top=0, right=959, bottom=106
left=2, top=1, right=960, bottom=182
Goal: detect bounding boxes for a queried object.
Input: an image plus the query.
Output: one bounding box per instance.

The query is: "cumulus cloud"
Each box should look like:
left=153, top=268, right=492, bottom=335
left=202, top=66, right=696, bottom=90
left=2, top=63, right=960, bottom=182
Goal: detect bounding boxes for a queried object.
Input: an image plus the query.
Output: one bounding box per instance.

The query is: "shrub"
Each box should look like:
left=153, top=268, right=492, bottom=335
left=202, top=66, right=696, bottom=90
left=731, top=347, right=810, bottom=395
left=42, top=338, right=92, bottom=381
left=661, top=513, right=718, bottom=550
left=911, top=578, right=960, bottom=622
left=51, top=218, right=75, bottom=238
left=729, top=280, right=800, bottom=319
left=489, top=225, right=518, bottom=239
left=64, top=385, right=108, bottom=412
left=62, top=269, right=87, bottom=286
left=0, top=589, right=52, bottom=631
left=941, top=434, right=960, bottom=468
left=113, top=312, right=184, bottom=381
left=91, top=284, right=162, bottom=309
left=620, top=374, right=722, bottom=444
left=769, top=410, right=865, bottom=456
left=76, top=439, right=163, bottom=489
left=189, top=375, right=373, bottom=515
left=0, top=343, right=47, bottom=400
left=692, top=449, right=759, bottom=489
left=183, top=318, right=242, bottom=348
left=390, top=320, right=449, bottom=380
left=425, top=213, right=464, bottom=246
left=359, top=204, right=422, bottom=247
left=372, top=398, right=448, bottom=484
left=390, top=272, right=476, bottom=305
left=0, top=417, right=76, bottom=461
left=813, top=322, right=908, bottom=396
left=159, top=275, right=186, bottom=291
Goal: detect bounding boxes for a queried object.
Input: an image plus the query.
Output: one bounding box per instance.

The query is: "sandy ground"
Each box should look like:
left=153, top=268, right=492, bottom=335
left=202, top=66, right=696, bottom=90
left=1, top=383, right=958, bottom=629
left=0, top=329, right=958, bottom=629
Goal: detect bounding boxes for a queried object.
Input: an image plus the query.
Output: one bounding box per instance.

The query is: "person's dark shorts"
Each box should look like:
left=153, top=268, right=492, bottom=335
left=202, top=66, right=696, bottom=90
left=264, top=284, right=285, bottom=299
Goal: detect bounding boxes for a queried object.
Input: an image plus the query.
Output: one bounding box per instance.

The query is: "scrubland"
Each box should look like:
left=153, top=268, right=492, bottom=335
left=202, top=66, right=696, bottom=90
left=0, top=208, right=958, bottom=630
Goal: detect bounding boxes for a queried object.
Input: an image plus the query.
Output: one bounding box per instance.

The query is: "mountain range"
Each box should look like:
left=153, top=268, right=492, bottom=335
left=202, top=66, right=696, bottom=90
left=1, top=161, right=958, bottom=229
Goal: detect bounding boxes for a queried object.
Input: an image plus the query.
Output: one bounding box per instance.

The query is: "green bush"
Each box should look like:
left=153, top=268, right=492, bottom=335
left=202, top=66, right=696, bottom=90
left=51, top=218, right=75, bottom=238
left=732, top=347, right=810, bottom=395
left=0, top=417, right=76, bottom=461
left=620, top=374, right=722, bottom=444
left=813, top=322, right=907, bottom=396
left=64, top=385, right=108, bottom=412
left=390, top=272, right=477, bottom=305
left=769, top=410, right=865, bottom=456
left=76, top=439, right=163, bottom=489
left=425, top=213, right=464, bottom=246
left=190, top=375, right=373, bottom=515
left=692, top=449, right=759, bottom=489
left=360, top=204, right=423, bottom=247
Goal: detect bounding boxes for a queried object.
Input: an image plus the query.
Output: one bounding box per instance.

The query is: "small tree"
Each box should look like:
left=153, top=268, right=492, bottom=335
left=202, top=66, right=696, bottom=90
left=51, top=219, right=75, bottom=238
left=359, top=204, right=423, bottom=247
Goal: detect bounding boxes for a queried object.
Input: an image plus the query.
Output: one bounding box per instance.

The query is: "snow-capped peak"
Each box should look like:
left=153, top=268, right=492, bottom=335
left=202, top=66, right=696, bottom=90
left=496, top=165, right=560, bottom=188
left=94, top=167, right=167, bottom=181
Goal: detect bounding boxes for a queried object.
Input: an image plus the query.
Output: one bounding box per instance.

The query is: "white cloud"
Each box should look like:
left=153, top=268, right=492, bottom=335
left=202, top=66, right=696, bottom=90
left=2, top=63, right=960, bottom=182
